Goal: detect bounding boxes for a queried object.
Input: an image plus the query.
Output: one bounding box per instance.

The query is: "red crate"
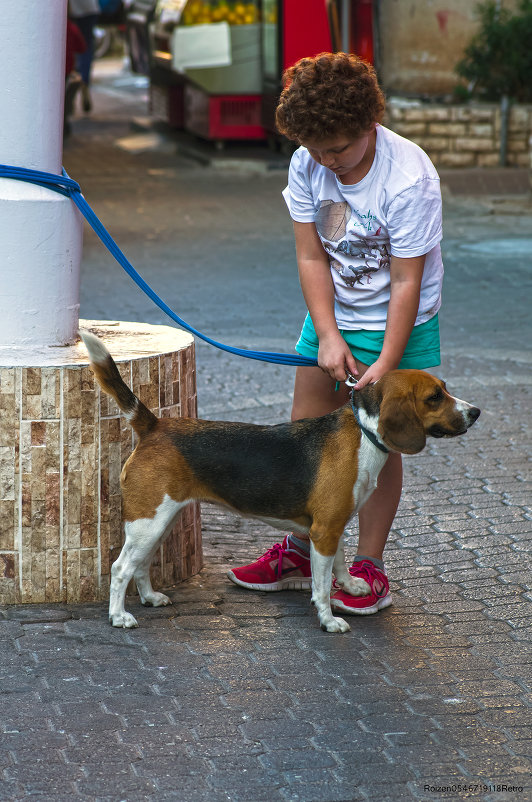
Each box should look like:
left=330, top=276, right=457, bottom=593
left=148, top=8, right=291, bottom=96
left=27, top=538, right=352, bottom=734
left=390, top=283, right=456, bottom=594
left=184, top=84, right=266, bottom=141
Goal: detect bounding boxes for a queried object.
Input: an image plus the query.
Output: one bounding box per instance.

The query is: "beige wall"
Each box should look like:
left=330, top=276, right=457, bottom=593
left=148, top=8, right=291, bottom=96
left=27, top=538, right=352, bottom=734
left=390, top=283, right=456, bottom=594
left=377, top=0, right=518, bottom=96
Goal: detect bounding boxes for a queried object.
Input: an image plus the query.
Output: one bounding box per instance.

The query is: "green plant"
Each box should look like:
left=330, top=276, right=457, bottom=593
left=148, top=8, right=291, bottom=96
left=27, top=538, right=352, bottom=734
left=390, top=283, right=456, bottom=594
left=452, top=83, right=472, bottom=103
left=455, top=0, right=532, bottom=102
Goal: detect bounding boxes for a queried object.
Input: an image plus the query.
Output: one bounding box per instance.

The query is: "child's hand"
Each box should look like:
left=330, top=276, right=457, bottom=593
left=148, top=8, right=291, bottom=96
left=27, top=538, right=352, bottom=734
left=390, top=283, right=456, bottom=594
left=317, top=332, right=359, bottom=383
left=353, top=358, right=392, bottom=391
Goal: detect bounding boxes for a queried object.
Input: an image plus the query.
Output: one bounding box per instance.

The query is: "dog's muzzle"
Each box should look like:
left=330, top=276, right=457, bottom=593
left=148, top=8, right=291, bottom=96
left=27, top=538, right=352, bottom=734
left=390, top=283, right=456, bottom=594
left=468, top=406, right=481, bottom=424
left=429, top=405, right=480, bottom=438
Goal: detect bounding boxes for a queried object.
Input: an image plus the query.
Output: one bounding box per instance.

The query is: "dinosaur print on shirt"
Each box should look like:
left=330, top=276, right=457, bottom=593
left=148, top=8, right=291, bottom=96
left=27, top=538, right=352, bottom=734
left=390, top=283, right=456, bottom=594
left=317, top=199, right=391, bottom=288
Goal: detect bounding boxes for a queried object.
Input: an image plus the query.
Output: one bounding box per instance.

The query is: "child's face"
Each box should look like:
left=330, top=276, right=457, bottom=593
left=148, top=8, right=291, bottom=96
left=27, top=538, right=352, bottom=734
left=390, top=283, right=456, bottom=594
left=302, top=128, right=375, bottom=178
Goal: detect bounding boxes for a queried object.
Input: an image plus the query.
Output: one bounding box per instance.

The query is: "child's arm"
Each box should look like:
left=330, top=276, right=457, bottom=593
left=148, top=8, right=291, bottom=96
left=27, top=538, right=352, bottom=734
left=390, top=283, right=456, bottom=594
left=294, top=221, right=359, bottom=382
left=353, top=253, right=426, bottom=390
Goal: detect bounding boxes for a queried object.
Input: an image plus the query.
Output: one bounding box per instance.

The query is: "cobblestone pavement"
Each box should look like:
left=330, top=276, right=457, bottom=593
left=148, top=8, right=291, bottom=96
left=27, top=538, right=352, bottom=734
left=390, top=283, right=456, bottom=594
left=1, top=61, right=531, bottom=801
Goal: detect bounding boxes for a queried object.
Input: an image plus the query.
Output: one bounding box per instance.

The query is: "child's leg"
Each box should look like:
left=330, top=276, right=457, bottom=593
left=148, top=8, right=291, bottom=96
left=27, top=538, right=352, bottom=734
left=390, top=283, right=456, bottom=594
left=357, top=450, right=402, bottom=559
left=349, top=359, right=402, bottom=557
left=329, top=358, right=398, bottom=614
left=291, top=365, right=350, bottom=420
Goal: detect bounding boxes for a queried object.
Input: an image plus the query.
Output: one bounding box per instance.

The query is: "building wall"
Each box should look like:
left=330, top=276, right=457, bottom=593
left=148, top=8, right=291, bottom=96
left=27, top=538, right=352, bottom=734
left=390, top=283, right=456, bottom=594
left=377, top=0, right=518, bottom=97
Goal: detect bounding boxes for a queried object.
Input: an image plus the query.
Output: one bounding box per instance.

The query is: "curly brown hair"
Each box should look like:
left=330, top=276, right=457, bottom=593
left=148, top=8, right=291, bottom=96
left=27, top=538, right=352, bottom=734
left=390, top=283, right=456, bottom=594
left=275, top=52, right=385, bottom=143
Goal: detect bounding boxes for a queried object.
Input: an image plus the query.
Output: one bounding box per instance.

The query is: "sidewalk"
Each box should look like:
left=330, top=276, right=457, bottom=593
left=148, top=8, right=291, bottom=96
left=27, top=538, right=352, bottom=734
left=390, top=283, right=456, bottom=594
left=1, top=60, right=531, bottom=802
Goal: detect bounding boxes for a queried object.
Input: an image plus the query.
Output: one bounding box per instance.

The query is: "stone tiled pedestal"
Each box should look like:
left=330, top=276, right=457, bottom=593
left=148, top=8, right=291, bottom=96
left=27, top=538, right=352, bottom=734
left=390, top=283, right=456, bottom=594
left=0, top=320, right=202, bottom=604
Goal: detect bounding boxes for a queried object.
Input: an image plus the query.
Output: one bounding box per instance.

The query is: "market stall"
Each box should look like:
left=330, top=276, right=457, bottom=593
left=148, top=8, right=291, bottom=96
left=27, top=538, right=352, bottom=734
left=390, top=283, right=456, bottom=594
left=176, top=1, right=264, bottom=140
left=147, top=0, right=264, bottom=141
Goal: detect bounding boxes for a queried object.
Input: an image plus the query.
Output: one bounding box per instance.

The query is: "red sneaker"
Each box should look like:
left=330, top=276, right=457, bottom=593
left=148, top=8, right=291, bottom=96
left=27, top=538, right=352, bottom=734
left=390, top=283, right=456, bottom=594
left=227, top=536, right=312, bottom=591
left=330, top=559, right=392, bottom=615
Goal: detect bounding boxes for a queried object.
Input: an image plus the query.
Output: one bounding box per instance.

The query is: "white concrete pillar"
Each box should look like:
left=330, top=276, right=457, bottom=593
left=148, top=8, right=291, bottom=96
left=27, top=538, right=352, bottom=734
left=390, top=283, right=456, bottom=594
left=0, top=0, right=83, bottom=348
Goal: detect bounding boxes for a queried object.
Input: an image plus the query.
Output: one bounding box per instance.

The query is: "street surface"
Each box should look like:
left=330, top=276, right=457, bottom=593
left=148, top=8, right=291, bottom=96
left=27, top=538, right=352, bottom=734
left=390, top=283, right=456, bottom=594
left=1, top=59, right=531, bottom=801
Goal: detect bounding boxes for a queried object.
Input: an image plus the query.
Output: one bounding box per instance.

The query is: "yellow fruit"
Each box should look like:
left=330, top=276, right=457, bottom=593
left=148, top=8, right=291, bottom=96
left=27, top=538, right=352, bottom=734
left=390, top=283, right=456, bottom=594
left=216, top=1, right=229, bottom=18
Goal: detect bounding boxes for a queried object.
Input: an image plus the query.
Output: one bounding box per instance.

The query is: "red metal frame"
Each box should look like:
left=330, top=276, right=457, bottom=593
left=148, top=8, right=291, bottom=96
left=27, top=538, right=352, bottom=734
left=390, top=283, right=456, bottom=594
left=281, top=1, right=375, bottom=71
left=351, top=0, right=374, bottom=64
left=282, top=0, right=333, bottom=69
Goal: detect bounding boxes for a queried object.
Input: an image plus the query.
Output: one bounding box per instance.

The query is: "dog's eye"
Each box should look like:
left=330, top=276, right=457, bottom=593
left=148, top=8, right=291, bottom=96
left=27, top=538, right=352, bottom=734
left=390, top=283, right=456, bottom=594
left=426, top=389, right=443, bottom=404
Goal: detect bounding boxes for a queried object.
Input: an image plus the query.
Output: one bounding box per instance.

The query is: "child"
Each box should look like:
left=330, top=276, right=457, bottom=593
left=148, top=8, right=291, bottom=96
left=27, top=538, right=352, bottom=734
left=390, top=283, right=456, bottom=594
left=227, top=52, right=443, bottom=614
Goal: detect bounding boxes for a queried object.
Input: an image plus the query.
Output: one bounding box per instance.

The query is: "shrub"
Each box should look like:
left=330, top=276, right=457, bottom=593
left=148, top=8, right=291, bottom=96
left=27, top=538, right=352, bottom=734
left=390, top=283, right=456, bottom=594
left=455, top=0, right=532, bottom=102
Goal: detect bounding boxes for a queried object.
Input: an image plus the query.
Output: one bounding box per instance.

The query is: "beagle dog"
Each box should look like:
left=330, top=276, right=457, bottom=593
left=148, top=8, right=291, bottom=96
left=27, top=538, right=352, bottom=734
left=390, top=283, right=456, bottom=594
left=80, top=330, right=480, bottom=634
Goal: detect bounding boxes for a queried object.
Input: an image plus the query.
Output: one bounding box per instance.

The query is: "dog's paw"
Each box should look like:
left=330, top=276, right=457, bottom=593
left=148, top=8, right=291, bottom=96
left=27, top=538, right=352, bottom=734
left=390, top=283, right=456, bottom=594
left=320, top=615, right=351, bottom=634
left=141, top=591, right=172, bottom=608
left=340, top=577, right=371, bottom=597
left=109, top=611, right=139, bottom=628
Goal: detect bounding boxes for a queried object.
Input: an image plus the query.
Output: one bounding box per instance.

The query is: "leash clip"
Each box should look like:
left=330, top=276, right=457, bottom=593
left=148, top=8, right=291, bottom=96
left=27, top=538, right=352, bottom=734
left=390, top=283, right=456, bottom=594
left=345, top=372, right=358, bottom=387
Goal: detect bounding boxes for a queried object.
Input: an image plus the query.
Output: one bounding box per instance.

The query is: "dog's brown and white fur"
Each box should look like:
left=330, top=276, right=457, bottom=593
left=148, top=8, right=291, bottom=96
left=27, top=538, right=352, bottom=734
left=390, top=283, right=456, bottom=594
left=80, top=330, right=480, bottom=633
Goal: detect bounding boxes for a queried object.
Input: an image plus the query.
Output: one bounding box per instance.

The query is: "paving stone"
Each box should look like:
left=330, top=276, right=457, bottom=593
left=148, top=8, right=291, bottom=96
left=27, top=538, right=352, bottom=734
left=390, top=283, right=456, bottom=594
left=335, top=762, right=417, bottom=785
left=4, top=763, right=83, bottom=785
left=205, top=767, right=281, bottom=792
left=75, top=776, right=158, bottom=798
left=479, top=697, right=528, bottom=710
left=260, top=749, right=339, bottom=771
left=281, top=779, right=367, bottom=802
left=0, top=779, right=25, bottom=801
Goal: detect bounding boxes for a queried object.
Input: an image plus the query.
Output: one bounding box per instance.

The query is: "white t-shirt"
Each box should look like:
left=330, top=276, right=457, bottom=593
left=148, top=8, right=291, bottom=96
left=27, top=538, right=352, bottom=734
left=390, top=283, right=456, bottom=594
left=282, top=125, right=443, bottom=331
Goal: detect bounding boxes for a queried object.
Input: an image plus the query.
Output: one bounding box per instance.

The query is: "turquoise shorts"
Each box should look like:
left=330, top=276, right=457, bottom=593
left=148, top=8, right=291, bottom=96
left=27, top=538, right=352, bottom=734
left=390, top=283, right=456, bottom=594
left=296, top=312, right=441, bottom=369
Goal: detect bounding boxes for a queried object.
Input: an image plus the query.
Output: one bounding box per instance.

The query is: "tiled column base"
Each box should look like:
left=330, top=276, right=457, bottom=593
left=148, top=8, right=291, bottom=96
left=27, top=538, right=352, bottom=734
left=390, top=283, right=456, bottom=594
left=0, top=320, right=202, bottom=604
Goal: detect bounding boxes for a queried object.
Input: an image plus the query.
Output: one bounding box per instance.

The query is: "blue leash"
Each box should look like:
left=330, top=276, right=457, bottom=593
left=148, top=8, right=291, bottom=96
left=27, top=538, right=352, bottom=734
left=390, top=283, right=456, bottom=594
left=0, top=163, right=318, bottom=368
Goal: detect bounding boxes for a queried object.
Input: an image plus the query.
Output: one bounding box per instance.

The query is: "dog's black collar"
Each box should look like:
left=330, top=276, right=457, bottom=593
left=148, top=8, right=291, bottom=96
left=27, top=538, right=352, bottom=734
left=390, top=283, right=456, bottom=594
left=350, top=397, right=390, bottom=454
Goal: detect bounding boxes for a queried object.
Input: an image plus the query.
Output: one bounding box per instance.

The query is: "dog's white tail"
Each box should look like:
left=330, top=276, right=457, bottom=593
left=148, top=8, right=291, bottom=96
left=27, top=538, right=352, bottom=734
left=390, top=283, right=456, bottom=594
left=79, top=329, right=158, bottom=438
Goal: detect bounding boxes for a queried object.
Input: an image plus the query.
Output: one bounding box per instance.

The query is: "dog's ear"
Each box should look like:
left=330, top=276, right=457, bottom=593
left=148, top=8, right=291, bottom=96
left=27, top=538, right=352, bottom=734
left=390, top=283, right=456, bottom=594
left=378, top=392, right=426, bottom=454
